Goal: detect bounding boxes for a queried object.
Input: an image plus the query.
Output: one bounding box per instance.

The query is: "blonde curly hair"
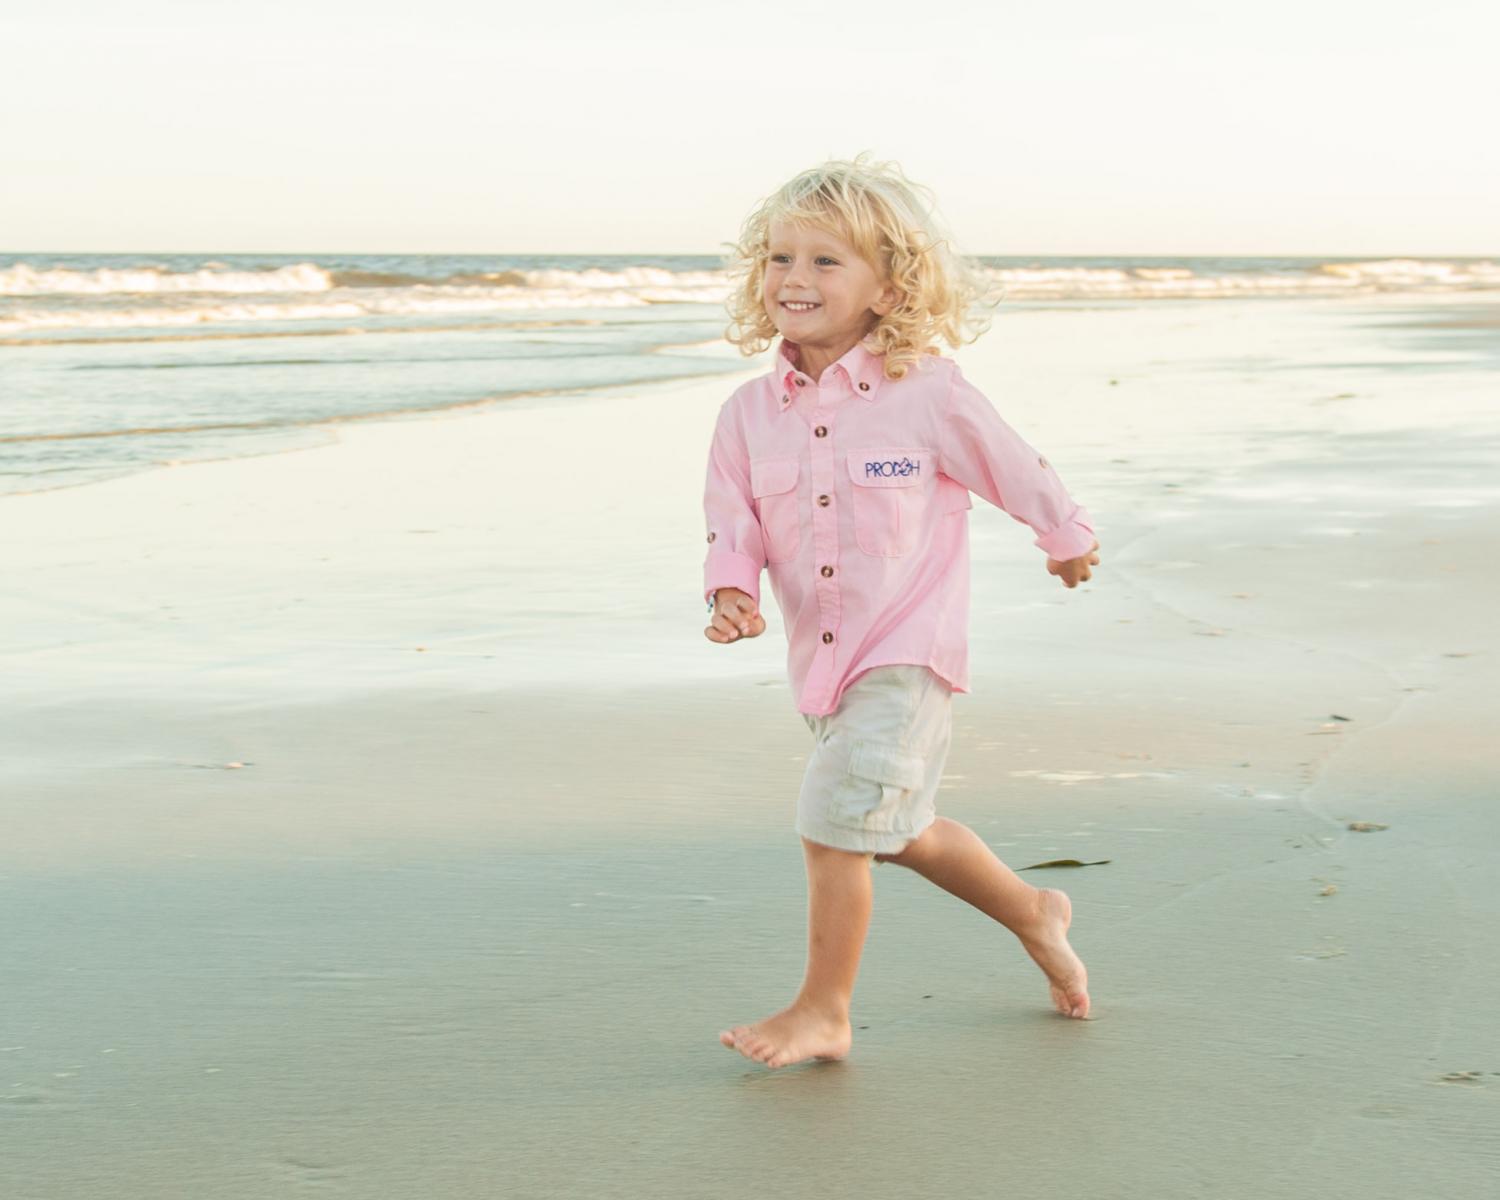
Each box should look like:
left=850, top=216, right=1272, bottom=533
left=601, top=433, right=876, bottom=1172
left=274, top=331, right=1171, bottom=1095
left=721, top=151, right=1000, bottom=381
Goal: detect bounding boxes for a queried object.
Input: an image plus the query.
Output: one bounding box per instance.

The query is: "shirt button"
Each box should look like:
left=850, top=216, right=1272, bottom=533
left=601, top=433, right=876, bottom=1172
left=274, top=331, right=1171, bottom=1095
left=1038, top=456, right=1048, bottom=468
left=858, top=381, right=869, bottom=391
left=707, top=532, right=716, bottom=542
left=821, top=631, right=833, bottom=644
left=781, top=394, right=790, bottom=404
left=795, top=378, right=805, bottom=386
left=817, top=494, right=830, bottom=507
left=814, top=425, right=827, bottom=437
left=820, top=565, right=833, bottom=577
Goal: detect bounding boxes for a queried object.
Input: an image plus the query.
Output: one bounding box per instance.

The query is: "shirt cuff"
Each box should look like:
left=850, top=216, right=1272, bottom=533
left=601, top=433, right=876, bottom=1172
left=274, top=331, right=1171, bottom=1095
left=1032, top=508, right=1097, bottom=562
left=704, top=550, right=761, bottom=608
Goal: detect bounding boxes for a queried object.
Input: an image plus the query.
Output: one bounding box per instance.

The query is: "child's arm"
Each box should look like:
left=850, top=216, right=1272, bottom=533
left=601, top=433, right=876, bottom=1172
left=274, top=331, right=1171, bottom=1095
left=702, top=399, right=767, bottom=626
left=937, top=362, right=1098, bottom=563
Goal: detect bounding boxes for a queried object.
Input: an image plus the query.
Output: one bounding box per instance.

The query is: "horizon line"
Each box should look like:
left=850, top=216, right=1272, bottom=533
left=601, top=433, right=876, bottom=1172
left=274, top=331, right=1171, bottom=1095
left=4, top=249, right=1498, bottom=260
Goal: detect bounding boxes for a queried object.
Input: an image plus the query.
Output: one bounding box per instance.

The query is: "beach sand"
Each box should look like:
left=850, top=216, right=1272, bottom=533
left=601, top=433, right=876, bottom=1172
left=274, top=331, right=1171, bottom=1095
left=2, top=297, right=1498, bottom=1197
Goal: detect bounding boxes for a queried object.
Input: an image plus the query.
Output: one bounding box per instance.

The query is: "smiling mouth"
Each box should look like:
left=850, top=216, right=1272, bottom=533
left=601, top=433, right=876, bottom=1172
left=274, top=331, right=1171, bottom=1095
left=781, top=302, right=820, bottom=312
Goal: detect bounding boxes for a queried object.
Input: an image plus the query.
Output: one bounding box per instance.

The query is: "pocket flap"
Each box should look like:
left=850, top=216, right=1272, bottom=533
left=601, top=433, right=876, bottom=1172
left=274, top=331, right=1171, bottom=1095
left=750, top=458, right=799, bottom=498
left=847, top=740, right=926, bottom=791
left=847, top=448, right=929, bottom=488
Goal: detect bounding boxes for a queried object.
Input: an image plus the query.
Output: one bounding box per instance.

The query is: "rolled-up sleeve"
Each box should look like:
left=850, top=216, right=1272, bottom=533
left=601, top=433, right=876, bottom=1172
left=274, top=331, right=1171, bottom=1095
left=702, top=398, right=766, bottom=607
left=937, top=363, right=1097, bottom=562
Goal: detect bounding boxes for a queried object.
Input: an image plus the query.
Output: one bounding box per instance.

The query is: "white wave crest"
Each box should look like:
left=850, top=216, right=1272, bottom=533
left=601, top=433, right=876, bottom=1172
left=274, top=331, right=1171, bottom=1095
left=3, top=258, right=1497, bottom=335
left=985, top=259, right=1500, bottom=299
left=0, top=262, right=335, bottom=296
left=0, top=284, right=723, bottom=335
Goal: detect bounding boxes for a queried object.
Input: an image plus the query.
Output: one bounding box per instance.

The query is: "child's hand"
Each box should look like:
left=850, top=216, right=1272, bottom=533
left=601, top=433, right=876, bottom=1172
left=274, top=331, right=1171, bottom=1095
left=705, top=587, right=766, bottom=643
left=1047, top=540, right=1100, bottom=588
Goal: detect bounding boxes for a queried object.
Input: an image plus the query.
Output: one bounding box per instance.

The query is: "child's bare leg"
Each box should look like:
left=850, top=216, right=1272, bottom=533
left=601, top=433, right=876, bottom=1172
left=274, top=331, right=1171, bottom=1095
left=719, top=837, right=871, bottom=1067
left=874, top=816, right=1091, bottom=1018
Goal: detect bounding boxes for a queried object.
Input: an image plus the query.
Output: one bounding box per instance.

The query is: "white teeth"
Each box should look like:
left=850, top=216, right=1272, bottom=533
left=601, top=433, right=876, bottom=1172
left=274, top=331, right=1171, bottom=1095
left=783, top=302, right=818, bottom=311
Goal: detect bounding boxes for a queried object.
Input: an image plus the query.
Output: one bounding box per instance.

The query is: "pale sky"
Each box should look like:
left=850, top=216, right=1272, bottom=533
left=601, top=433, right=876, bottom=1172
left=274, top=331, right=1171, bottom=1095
left=3, top=0, right=1496, bottom=256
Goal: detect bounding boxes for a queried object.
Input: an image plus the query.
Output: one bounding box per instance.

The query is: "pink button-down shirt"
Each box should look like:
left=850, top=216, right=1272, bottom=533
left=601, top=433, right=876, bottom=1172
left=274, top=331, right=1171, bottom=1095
left=702, top=335, right=1096, bottom=717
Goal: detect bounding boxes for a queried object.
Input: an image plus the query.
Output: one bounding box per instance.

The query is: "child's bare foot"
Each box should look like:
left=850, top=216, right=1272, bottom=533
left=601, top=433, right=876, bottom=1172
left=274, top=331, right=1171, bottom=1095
left=1017, top=887, right=1091, bottom=1019
left=718, top=1004, right=853, bottom=1068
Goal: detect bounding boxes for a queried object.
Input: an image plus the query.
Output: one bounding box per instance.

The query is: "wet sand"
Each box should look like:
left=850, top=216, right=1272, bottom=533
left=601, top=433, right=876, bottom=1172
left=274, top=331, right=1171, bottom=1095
left=3, top=296, right=1498, bottom=1197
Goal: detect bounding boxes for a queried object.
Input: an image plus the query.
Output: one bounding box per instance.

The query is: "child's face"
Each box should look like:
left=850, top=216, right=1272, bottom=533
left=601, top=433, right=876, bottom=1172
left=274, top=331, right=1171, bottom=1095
left=762, top=219, right=897, bottom=351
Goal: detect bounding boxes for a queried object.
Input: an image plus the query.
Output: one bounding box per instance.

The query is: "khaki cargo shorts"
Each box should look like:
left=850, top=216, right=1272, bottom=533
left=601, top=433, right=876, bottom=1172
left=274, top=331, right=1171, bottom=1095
left=797, top=664, right=954, bottom=855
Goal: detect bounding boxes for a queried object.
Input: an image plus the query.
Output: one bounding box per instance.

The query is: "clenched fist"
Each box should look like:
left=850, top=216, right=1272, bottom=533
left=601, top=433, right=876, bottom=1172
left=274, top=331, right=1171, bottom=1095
left=705, top=587, right=766, bottom=643
left=1046, top=540, right=1101, bottom=588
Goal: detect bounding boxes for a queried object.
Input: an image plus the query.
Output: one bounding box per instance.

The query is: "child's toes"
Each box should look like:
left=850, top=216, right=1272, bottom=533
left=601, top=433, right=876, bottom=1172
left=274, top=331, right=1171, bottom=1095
left=740, top=1034, right=770, bottom=1060
left=723, top=1025, right=756, bottom=1050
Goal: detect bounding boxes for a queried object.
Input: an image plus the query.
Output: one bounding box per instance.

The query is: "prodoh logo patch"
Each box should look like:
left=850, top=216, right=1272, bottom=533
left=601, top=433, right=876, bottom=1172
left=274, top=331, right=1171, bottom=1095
left=864, top=455, right=921, bottom=479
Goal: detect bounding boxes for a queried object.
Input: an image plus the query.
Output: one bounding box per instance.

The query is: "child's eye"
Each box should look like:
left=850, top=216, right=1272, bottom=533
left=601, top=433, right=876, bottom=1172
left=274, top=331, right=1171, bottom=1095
left=768, top=254, right=839, bottom=266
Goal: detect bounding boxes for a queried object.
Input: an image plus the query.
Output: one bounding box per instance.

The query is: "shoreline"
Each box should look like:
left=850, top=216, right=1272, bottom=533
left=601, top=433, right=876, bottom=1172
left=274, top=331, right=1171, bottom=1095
left=3, top=293, right=1496, bottom=713
left=0, top=335, right=754, bottom=502
left=8, top=290, right=1495, bottom=504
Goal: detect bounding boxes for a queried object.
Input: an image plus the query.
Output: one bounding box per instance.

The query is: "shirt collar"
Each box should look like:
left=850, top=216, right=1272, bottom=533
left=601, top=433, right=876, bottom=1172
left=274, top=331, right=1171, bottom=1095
left=774, top=337, right=884, bottom=412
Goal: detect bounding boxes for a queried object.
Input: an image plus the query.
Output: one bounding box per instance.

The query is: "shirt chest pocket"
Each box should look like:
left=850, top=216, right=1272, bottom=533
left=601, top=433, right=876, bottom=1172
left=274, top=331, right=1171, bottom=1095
left=847, top=447, right=932, bottom=557
left=750, top=457, right=801, bottom=564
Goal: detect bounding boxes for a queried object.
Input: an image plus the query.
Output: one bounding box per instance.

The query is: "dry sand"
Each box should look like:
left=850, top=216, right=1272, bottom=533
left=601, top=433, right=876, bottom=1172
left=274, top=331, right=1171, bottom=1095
left=2, top=296, right=1498, bottom=1198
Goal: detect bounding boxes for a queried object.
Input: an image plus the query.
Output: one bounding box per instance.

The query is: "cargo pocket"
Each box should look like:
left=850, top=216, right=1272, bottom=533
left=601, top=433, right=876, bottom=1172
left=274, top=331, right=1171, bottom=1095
left=828, top=738, right=929, bottom=835
left=750, top=457, right=800, bottom=563
left=847, top=447, right=931, bottom=556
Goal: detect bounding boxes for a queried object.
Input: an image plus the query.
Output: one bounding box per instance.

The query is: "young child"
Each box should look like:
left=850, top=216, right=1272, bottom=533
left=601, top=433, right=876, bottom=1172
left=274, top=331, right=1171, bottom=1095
left=702, top=153, right=1100, bottom=1070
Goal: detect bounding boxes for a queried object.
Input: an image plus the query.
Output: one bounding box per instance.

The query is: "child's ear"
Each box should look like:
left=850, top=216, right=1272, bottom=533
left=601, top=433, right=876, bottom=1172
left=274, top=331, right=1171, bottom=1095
left=871, top=280, right=902, bottom=316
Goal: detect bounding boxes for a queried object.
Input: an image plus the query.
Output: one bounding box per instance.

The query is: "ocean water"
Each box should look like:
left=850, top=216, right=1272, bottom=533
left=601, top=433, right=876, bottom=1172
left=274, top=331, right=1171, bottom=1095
left=2, top=251, right=1498, bottom=496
